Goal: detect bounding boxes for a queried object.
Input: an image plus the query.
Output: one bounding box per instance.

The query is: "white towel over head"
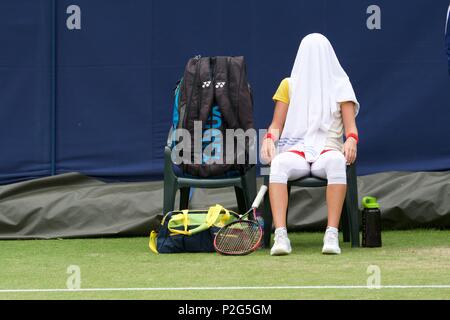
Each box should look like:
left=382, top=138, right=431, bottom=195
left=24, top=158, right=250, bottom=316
left=278, top=33, right=359, bottom=162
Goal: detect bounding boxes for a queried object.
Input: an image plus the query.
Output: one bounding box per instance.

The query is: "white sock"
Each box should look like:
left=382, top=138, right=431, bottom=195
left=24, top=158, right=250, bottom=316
left=275, top=227, right=287, bottom=235
left=326, top=226, right=339, bottom=234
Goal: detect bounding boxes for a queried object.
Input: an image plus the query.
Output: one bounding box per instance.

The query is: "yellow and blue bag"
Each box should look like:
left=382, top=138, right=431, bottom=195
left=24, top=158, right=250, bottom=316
left=149, top=204, right=237, bottom=254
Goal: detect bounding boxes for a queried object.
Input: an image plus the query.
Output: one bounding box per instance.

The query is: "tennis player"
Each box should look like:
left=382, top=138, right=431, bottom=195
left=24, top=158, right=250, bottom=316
left=261, top=33, right=360, bottom=256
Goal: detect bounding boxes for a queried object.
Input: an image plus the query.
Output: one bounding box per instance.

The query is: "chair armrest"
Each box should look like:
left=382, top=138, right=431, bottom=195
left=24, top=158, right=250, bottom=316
left=164, top=144, right=176, bottom=179
left=165, top=127, right=175, bottom=169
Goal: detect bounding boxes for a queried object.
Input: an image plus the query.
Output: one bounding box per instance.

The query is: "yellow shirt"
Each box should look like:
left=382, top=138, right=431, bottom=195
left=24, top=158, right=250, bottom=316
left=272, top=78, right=290, bottom=105
left=272, top=78, right=345, bottom=153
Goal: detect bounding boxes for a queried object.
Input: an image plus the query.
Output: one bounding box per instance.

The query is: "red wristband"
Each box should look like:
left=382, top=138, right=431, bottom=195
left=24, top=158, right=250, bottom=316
left=346, top=133, right=359, bottom=144
left=264, top=133, right=276, bottom=141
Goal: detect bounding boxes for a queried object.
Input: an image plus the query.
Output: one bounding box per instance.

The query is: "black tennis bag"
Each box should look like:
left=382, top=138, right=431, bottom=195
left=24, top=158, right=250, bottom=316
left=170, top=56, right=255, bottom=178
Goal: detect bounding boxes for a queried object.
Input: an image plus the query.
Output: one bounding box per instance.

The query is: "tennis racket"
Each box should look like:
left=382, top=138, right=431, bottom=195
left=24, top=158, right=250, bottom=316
left=214, top=185, right=268, bottom=256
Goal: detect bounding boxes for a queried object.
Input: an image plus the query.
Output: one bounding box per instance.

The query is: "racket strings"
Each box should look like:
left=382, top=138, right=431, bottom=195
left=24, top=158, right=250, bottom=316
left=215, top=221, right=261, bottom=255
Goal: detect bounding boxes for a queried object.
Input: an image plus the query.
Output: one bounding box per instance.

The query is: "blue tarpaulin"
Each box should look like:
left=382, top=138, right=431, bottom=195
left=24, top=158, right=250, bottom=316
left=1, top=0, right=449, bottom=185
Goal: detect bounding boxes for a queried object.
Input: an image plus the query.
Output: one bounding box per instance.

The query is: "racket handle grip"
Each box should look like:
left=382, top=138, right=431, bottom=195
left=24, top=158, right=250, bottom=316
left=251, top=185, right=268, bottom=209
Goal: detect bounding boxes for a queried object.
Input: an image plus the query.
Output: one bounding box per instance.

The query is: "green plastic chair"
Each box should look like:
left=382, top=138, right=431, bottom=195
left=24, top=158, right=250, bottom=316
left=163, top=129, right=257, bottom=215
left=263, top=163, right=360, bottom=248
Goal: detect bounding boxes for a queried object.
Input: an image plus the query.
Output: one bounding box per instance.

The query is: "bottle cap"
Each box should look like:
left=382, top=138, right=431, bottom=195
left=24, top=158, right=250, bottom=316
left=362, top=196, right=380, bottom=209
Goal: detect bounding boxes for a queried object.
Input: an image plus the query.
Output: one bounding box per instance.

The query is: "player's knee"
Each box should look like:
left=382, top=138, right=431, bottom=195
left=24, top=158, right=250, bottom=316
left=269, top=154, right=291, bottom=184
left=326, top=153, right=346, bottom=171
left=325, top=153, right=347, bottom=185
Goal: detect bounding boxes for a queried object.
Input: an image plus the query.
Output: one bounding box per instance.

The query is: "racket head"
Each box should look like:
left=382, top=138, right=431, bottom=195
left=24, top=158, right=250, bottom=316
left=214, top=220, right=263, bottom=256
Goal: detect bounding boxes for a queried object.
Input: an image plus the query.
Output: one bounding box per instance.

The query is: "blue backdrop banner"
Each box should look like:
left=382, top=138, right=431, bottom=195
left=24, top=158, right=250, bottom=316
left=0, top=0, right=53, bottom=184
left=0, top=0, right=449, bottom=184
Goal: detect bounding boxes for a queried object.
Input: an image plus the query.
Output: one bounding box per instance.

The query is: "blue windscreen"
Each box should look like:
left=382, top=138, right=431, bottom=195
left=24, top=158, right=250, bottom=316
left=0, top=0, right=449, bottom=184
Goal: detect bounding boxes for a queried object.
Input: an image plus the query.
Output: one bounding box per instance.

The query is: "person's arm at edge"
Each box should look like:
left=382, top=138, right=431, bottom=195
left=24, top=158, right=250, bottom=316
left=268, top=101, right=289, bottom=141
left=341, top=101, right=358, bottom=165
left=261, top=101, right=289, bottom=163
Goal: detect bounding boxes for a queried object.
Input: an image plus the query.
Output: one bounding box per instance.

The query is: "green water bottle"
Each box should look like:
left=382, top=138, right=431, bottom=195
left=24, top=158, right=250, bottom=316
left=362, top=197, right=382, bottom=248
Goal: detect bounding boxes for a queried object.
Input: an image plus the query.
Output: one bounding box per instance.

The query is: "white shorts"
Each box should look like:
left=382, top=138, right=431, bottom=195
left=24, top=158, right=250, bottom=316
left=269, top=150, right=347, bottom=185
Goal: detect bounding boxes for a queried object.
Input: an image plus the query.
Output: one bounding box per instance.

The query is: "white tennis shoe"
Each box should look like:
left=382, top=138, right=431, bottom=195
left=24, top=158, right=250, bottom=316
left=270, top=229, right=292, bottom=256
left=322, top=229, right=341, bottom=255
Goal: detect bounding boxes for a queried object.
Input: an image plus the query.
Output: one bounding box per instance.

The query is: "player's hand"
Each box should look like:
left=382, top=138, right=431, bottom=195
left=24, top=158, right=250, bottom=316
left=344, top=138, right=357, bottom=165
left=261, top=138, right=276, bottom=164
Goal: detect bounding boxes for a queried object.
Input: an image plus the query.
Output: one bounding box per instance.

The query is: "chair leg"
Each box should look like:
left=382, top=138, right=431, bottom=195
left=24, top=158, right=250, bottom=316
left=163, top=177, right=178, bottom=215
left=179, top=187, right=190, bottom=210
left=346, top=193, right=360, bottom=248
left=235, top=187, right=247, bottom=215
left=243, top=165, right=257, bottom=211
left=346, top=164, right=360, bottom=248
left=341, top=200, right=350, bottom=243
left=263, top=175, right=272, bottom=248
left=163, top=146, right=178, bottom=215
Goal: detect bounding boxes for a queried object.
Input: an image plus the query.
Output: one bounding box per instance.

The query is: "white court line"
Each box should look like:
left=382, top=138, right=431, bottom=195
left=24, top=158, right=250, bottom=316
left=1, top=285, right=450, bottom=294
